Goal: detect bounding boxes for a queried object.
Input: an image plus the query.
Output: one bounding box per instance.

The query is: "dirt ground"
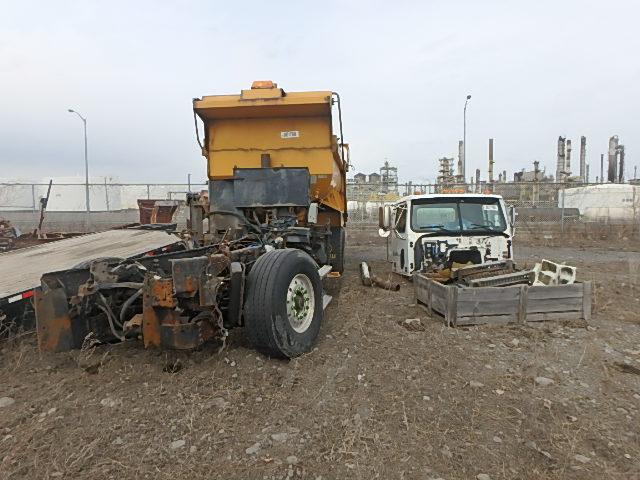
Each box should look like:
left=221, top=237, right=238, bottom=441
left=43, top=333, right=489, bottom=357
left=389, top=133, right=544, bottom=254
left=1, top=229, right=640, bottom=480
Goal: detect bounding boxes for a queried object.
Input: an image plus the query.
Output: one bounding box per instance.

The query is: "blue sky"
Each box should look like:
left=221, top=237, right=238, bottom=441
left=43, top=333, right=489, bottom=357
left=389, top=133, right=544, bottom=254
left=1, top=0, right=638, bottom=183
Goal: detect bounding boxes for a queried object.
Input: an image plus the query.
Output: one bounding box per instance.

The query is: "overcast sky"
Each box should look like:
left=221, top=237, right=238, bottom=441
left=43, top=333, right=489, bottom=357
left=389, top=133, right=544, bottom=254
left=1, top=0, right=638, bottom=184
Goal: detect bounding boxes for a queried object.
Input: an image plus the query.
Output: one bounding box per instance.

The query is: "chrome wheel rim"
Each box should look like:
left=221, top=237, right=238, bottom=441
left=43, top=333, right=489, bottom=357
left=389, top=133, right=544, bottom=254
left=286, top=273, right=315, bottom=333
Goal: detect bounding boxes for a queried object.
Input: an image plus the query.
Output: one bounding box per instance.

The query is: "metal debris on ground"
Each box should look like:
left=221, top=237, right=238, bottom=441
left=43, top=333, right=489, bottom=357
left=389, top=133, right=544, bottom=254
left=422, top=258, right=576, bottom=288
left=398, top=318, right=425, bottom=331
left=453, top=260, right=515, bottom=284
left=0, top=219, right=20, bottom=252
left=467, top=269, right=536, bottom=288
left=359, top=262, right=400, bottom=291
left=0, top=217, right=84, bottom=253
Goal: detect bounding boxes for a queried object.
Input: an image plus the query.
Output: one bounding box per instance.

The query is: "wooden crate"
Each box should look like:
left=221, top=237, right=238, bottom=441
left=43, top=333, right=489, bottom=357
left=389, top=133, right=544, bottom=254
left=414, top=273, right=592, bottom=327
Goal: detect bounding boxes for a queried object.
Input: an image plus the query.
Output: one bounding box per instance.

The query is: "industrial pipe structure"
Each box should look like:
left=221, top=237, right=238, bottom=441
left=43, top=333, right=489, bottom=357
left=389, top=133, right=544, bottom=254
left=488, top=138, right=494, bottom=183
left=608, top=135, right=619, bottom=182
left=600, top=153, right=604, bottom=184
left=579, top=136, right=587, bottom=182
left=556, top=136, right=566, bottom=182
left=457, top=140, right=464, bottom=183
left=462, top=94, right=471, bottom=180
left=566, top=139, right=572, bottom=178
left=618, top=144, right=625, bottom=183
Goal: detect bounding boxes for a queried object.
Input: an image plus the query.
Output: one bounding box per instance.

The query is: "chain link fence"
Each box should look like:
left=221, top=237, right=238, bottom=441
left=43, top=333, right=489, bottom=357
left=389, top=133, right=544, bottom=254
left=0, top=183, right=207, bottom=212
left=346, top=182, right=640, bottom=244
left=1, top=181, right=639, bottom=242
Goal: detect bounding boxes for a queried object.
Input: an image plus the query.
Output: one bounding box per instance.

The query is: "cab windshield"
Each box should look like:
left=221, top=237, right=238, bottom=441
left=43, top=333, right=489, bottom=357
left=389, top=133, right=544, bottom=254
left=410, top=197, right=507, bottom=234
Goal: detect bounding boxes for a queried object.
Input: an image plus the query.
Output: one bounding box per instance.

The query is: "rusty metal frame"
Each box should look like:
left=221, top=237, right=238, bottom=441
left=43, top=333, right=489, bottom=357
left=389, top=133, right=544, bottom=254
left=33, top=237, right=263, bottom=353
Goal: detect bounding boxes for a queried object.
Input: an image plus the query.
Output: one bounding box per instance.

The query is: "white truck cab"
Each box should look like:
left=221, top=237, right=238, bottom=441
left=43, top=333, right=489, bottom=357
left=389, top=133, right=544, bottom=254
left=379, top=194, right=515, bottom=277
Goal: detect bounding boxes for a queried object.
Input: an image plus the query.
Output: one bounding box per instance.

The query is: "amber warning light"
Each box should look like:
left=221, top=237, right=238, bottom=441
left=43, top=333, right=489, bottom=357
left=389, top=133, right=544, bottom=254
left=251, top=80, right=277, bottom=89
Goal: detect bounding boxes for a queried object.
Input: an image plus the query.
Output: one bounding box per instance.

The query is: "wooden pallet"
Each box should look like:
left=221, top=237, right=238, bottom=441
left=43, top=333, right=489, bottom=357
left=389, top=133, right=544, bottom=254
left=414, top=273, right=591, bottom=327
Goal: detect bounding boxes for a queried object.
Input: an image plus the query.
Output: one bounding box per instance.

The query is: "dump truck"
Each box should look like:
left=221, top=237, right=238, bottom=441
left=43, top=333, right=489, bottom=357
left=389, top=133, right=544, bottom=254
left=33, top=81, right=349, bottom=358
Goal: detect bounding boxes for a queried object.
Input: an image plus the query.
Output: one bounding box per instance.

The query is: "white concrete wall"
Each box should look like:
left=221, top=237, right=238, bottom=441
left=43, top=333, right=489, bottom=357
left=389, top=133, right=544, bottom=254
left=0, top=177, right=206, bottom=212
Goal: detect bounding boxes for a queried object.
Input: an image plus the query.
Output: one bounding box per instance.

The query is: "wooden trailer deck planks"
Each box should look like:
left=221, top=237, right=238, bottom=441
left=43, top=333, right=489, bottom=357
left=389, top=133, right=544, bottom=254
left=0, top=229, right=179, bottom=299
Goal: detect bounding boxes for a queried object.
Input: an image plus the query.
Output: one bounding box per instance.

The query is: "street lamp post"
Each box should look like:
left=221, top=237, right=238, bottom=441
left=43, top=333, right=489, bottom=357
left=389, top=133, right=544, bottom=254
left=463, top=94, right=471, bottom=181
left=68, top=109, right=90, bottom=214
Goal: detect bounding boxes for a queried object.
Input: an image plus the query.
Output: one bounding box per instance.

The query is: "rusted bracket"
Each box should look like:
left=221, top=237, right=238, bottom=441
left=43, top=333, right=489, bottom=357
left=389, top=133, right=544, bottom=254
left=142, top=275, right=176, bottom=348
left=142, top=272, right=219, bottom=350
left=35, top=286, right=74, bottom=353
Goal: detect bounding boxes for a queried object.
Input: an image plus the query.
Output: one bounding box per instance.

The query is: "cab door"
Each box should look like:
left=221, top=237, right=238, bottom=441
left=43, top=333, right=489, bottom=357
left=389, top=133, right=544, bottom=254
left=390, top=202, right=409, bottom=275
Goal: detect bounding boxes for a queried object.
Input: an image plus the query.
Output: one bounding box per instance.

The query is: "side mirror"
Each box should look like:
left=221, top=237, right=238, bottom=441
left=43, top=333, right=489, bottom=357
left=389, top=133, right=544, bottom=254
left=509, top=205, right=516, bottom=229
left=378, top=205, right=392, bottom=230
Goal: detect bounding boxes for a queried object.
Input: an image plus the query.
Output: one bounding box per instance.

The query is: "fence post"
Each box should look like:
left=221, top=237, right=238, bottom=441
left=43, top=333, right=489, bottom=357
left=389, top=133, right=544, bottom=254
left=146, top=184, right=150, bottom=200
left=31, top=184, right=36, bottom=211
left=104, top=178, right=110, bottom=211
left=634, top=185, right=638, bottom=238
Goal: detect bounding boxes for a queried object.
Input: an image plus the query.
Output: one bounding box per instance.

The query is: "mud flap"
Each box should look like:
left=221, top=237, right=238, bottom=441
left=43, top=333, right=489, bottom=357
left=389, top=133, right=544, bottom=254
left=35, top=287, right=74, bottom=353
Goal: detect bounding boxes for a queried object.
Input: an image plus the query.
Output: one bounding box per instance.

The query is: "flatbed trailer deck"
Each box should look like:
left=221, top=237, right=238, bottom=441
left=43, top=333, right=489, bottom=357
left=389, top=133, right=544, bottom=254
left=0, top=229, right=181, bottom=327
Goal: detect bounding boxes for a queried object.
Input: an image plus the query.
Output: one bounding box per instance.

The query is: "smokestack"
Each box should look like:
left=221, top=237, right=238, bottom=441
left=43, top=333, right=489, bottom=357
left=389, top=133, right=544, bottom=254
left=498, top=173, right=503, bottom=182
left=608, top=135, right=619, bottom=182
left=579, top=136, right=586, bottom=182
left=475, top=168, right=481, bottom=193
left=457, top=140, right=464, bottom=181
left=533, top=160, right=540, bottom=181
left=600, top=154, right=604, bottom=184
left=556, top=136, right=566, bottom=182
left=565, top=139, right=572, bottom=178
left=488, top=138, right=494, bottom=183
left=586, top=164, right=590, bottom=183
left=618, top=145, right=625, bottom=183
left=503, top=170, right=507, bottom=183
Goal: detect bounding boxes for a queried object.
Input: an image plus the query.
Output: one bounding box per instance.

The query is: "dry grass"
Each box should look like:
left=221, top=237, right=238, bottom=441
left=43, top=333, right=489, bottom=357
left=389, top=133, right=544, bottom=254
left=1, top=232, right=640, bottom=479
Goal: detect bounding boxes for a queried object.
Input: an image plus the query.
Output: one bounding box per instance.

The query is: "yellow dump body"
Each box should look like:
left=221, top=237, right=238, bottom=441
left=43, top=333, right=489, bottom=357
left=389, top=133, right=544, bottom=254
left=193, top=83, right=348, bottom=215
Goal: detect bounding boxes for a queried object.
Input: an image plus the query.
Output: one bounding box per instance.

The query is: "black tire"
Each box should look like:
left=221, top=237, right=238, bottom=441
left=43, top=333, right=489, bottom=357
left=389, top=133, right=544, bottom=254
left=244, top=248, right=323, bottom=358
left=328, top=227, right=346, bottom=274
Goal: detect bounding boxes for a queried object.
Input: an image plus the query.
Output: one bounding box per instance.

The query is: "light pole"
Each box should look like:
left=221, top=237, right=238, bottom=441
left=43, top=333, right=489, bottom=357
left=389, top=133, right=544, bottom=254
left=463, top=94, right=471, bottom=182
left=68, top=109, right=90, bottom=213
